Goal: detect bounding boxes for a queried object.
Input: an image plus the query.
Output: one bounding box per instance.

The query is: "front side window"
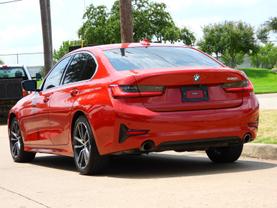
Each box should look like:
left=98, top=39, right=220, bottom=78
left=63, top=53, right=97, bottom=84
left=104, top=47, right=222, bottom=71
left=43, top=56, right=71, bottom=90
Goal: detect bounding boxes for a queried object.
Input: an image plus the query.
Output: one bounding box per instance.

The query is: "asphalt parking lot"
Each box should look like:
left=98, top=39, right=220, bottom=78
left=0, top=125, right=277, bottom=208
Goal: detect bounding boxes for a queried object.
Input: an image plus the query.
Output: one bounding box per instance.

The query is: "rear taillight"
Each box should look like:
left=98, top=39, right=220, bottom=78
left=222, top=80, right=253, bottom=92
left=110, top=85, right=164, bottom=98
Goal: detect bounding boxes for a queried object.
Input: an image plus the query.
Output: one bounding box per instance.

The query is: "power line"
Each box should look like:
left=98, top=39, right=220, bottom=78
left=0, top=0, right=22, bottom=5
left=0, top=52, right=43, bottom=56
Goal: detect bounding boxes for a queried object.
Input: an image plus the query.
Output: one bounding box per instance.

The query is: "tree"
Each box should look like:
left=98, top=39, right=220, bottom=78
left=148, top=2, right=179, bottom=43
left=53, top=40, right=82, bottom=62
left=78, top=5, right=110, bottom=45
left=55, top=0, right=196, bottom=57
left=0, top=59, right=4, bottom=64
left=198, top=23, right=226, bottom=59
left=180, top=27, right=196, bottom=45
left=256, top=26, right=269, bottom=44
left=53, top=41, right=71, bottom=62
left=250, top=43, right=277, bottom=69
left=78, top=0, right=194, bottom=45
left=198, top=21, right=257, bottom=67
left=267, top=17, right=277, bottom=32
left=256, top=17, right=277, bottom=43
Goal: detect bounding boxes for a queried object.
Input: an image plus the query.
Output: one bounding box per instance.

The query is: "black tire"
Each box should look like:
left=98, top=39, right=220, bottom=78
left=72, top=116, right=109, bottom=175
left=9, top=118, right=36, bottom=163
left=206, top=143, right=243, bottom=163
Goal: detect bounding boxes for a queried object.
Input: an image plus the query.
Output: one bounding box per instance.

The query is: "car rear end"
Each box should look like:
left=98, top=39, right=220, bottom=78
left=99, top=45, right=259, bottom=155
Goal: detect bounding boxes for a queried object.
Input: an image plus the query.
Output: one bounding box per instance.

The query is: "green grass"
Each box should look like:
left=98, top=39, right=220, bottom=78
left=254, top=110, right=277, bottom=144
left=240, top=68, right=277, bottom=94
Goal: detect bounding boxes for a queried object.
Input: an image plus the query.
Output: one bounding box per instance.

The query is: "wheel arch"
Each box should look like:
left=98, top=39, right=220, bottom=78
left=71, top=111, right=97, bottom=143
left=8, top=113, right=17, bottom=129
left=70, top=110, right=102, bottom=153
left=71, top=111, right=86, bottom=139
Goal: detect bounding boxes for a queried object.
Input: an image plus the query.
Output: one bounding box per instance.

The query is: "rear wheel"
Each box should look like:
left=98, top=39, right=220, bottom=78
left=72, top=116, right=108, bottom=175
left=206, top=144, right=243, bottom=163
left=9, top=118, right=36, bottom=162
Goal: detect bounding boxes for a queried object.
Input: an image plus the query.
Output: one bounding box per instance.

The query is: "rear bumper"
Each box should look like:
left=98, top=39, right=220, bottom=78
left=95, top=93, right=259, bottom=155
left=158, top=137, right=242, bottom=152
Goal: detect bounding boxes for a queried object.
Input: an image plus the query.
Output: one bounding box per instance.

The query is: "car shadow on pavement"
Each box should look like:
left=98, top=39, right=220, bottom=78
left=30, top=152, right=277, bottom=179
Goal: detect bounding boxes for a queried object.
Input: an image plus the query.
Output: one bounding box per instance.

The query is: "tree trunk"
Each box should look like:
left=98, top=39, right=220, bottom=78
left=119, top=0, right=133, bottom=43
left=215, top=52, right=219, bottom=60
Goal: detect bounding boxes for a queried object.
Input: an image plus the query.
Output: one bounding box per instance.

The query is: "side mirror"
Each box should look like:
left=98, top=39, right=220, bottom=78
left=22, top=80, right=37, bottom=92
left=36, top=73, right=42, bottom=80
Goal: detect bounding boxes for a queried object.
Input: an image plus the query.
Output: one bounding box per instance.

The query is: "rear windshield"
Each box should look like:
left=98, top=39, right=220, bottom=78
left=104, top=47, right=222, bottom=71
left=0, top=67, right=27, bottom=79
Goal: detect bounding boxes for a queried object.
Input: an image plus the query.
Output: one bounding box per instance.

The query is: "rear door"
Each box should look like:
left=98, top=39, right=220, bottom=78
left=48, top=52, right=97, bottom=145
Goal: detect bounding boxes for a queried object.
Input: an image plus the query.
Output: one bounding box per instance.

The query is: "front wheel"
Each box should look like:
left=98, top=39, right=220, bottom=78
left=72, top=116, right=109, bottom=175
left=206, top=143, right=243, bottom=163
left=9, top=118, right=36, bottom=163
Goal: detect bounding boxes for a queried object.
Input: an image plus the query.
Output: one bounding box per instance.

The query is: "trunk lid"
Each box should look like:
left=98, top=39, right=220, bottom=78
left=129, top=67, right=245, bottom=112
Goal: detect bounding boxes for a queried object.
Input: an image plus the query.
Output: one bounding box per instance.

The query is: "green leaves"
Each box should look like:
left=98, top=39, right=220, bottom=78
left=53, top=40, right=82, bottom=62
left=78, top=0, right=195, bottom=45
left=267, top=17, right=277, bottom=32
left=250, top=43, right=277, bottom=69
left=256, top=16, right=276, bottom=44
left=180, top=27, right=196, bottom=45
left=54, top=0, right=195, bottom=61
left=198, top=21, right=257, bottom=67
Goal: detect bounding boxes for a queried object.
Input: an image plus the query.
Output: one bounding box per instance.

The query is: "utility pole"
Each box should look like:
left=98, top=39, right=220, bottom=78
left=39, top=0, right=53, bottom=74
left=119, top=0, right=133, bottom=43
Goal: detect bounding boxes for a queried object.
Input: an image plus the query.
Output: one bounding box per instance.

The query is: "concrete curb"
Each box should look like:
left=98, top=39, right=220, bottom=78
left=242, top=143, right=277, bottom=160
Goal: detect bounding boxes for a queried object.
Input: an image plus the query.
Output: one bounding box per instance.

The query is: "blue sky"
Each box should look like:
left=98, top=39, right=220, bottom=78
left=0, top=0, right=276, bottom=66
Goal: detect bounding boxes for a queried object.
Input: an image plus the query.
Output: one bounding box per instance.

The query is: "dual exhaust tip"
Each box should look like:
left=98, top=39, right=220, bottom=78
left=140, top=140, right=155, bottom=152
left=243, top=133, right=252, bottom=143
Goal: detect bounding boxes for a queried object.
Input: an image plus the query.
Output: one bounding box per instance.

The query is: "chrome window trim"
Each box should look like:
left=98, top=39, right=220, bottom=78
left=41, top=50, right=99, bottom=92
left=41, top=55, right=73, bottom=91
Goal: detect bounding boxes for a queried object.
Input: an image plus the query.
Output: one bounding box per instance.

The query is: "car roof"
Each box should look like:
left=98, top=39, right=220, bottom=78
left=73, top=42, right=188, bottom=53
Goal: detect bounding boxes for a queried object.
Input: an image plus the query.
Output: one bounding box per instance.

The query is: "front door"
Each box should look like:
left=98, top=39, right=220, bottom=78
left=20, top=91, right=52, bottom=145
left=25, top=56, right=72, bottom=146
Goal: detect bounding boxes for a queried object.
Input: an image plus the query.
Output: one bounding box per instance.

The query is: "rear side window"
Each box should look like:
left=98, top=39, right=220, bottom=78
left=104, top=47, right=221, bottom=71
left=63, top=53, right=97, bottom=84
left=43, top=56, right=71, bottom=90
left=0, top=67, right=27, bottom=79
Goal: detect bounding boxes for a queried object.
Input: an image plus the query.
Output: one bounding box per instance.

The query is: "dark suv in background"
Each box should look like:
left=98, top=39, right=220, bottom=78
left=0, top=65, right=32, bottom=123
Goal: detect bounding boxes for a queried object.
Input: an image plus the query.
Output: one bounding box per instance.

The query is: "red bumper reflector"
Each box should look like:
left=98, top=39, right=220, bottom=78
left=126, top=129, right=149, bottom=136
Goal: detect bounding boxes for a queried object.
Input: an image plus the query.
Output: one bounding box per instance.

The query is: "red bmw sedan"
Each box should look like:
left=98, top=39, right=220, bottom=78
left=8, top=43, right=259, bottom=175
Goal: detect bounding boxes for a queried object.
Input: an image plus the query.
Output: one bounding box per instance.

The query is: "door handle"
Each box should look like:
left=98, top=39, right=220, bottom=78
left=43, top=96, right=49, bottom=103
left=71, top=89, right=79, bottom=97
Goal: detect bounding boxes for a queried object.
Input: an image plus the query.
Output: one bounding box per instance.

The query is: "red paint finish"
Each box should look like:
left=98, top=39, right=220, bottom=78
left=8, top=43, right=259, bottom=157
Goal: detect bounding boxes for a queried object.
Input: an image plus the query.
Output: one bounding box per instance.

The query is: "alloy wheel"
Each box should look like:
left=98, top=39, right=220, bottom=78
left=73, top=122, right=92, bottom=169
left=10, top=121, right=22, bottom=158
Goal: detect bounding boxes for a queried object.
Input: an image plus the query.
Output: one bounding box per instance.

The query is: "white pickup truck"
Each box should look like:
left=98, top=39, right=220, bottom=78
left=0, top=65, right=32, bottom=122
